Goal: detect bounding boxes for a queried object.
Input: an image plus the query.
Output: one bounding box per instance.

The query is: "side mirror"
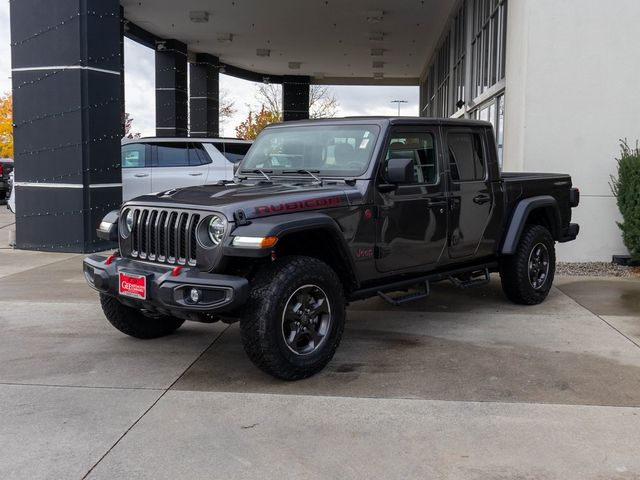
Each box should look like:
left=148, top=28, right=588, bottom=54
left=387, top=157, right=414, bottom=184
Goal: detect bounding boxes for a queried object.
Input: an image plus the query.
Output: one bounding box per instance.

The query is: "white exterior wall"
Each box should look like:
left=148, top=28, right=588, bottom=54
left=503, top=0, right=640, bottom=261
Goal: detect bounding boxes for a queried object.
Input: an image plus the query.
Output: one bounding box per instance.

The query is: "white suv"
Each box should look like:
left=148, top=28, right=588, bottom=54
left=121, top=137, right=252, bottom=201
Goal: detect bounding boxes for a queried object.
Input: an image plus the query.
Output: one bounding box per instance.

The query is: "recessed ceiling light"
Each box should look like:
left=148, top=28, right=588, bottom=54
left=288, top=61, right=301, bottom=70
left=256, top=48, right=271, bottom=57
left=189, top=11, right=209, bottom=23
left=370, top=48, right=385, bottom=56
left=366, top=10, right=384, bottom=23
left=373, top=72, right=384, bottom=79
left=217, top=33, right=233, bottom=43
left=369, top=32, right=385, bottom=41
left=372, top=61, right=384, bottom=69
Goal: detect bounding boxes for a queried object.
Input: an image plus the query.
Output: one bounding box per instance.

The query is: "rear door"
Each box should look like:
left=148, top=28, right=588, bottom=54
left=151, top=142, right=210, bottom=192
left=121, top=143, right=151, bottom=201
left=445, top=129, right=495, bottom=259
left=375, top=127, right=448, bottom=272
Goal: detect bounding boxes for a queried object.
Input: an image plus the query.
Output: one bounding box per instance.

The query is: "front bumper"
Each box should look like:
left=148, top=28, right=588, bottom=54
left=83, top=255, right=249, bottom=321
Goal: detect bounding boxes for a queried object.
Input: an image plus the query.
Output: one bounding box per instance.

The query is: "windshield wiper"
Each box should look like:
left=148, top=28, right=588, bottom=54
left=240, top=169, right=273, bottom=182
left=283, top=169, right=323, bottom=185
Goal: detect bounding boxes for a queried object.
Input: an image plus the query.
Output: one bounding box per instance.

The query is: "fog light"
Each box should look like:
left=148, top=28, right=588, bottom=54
left=190, top=288, right=201, bottom=304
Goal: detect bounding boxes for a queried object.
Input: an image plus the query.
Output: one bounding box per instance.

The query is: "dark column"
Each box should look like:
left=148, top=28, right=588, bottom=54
left=189, top=53, right=219, bottom=137
left=10, top=0, right=122, bottom=252
left=155, top=39, right=188, bottom=137
left=282, top=75, right=310, bottom=121
left=119, top=6, right=126, bottom=136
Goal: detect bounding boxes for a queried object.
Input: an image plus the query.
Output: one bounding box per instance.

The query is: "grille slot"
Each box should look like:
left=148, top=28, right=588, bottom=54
left=127, top=208, right=200, bottom=266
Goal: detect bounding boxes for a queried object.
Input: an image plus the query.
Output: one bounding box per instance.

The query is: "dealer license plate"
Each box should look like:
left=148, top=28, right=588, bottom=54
left=118, top=272, right=147, bottom=300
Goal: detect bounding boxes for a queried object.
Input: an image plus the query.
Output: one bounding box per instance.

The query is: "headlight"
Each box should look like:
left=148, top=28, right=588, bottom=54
left=125, top=209, right=134, bottom=233
left=208, top=215, right=226, bottom=245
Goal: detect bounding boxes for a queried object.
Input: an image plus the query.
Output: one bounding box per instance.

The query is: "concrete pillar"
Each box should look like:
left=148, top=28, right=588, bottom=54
left=9, top=0, right=122, bottom=252
left=282, top=75, right=310, bottom=121
left=155, top=39, right=188, bottom=137
left=189, top=54, right=219, bottom=137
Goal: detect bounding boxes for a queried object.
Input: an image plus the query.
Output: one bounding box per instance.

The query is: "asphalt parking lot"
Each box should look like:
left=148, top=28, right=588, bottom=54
left=1, top=208, right=640, bottom=479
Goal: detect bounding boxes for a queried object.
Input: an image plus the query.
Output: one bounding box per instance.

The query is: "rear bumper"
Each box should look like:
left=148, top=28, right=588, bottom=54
left=559, top=223, right=580, bottom=243
left=83, top=255, right=249, bottom=320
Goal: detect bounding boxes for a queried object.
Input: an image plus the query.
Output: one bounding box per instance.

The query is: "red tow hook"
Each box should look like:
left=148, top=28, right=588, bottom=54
left=171, top=265, right=184, bottom=277
left=105, top=254, right=116, bottom=265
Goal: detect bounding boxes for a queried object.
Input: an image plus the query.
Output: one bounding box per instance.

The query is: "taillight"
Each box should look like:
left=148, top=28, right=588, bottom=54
left=0, top=164, right=3, bottom=177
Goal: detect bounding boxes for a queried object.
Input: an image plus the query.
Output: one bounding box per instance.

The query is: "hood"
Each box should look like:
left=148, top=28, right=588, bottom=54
left=125, top=180, right=365, bottom=220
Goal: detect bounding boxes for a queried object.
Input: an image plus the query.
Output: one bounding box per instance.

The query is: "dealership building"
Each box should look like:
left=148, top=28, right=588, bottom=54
left=9, top=0, right=639, bottom=260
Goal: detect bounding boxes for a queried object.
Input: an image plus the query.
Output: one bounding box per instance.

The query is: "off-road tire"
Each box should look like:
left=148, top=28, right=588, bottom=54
left=239, top=256, right=346, bottom=380
left=499, top=224, right=556, bottom=305
left=99, top=294, right=184, bottom=339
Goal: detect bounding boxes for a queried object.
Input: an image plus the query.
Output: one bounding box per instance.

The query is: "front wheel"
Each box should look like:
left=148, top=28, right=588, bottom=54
left=499, top=224, right=556, bottom=305
left=239, top=256, right=346, bottom=380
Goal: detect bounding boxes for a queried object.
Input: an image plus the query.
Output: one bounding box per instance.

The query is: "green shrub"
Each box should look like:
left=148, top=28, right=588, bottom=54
left=610, top=140, right=640, bottom=262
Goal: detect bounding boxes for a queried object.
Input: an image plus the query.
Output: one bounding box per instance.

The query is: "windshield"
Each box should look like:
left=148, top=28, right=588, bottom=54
left=239, top=124, right=380, bottom=177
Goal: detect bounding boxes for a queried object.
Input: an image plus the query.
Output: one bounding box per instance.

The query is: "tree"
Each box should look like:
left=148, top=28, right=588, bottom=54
left=0, top=93, right=13, bottom=158
left=123, top=112, right=141, bottom=139
left=219, top=89, right=237, bottom=125
left=255, top=83, right=339, bottom=119
left=235, top=105, right=281, bottom=140
left=610, top=139, right=640, bottom=262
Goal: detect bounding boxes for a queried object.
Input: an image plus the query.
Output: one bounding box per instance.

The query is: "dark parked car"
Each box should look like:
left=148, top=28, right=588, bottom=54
left=0, top=158, right=13, bottom=205
left=84, top=117, right=580, bottom=380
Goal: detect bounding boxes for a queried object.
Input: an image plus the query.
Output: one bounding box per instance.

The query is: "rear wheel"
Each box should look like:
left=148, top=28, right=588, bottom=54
left=239, top=256, right=345, bottom=380
left=99, top=294, right=184, bottom=339
left=499, top=224, right=556, bottom=305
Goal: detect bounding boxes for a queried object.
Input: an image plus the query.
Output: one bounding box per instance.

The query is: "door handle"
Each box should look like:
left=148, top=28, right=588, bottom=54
left=473, top=194, right=491, bottom=205
left=426, top=196, right=448, bottom=207
left=134, top=173, right=148, bottom=178
left=188, top=172, right=203, bottom=176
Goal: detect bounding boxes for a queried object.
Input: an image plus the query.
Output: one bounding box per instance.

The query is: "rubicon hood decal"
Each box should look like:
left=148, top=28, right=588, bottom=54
left=253, top=195, right=343, bottom=216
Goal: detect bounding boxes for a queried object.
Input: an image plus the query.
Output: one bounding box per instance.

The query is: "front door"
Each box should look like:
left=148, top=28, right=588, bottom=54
left=121, top=143, right=151, bottom=201
left=445, top=129, right=494, bottom=259
left=375, top=128, right=448, bottom=273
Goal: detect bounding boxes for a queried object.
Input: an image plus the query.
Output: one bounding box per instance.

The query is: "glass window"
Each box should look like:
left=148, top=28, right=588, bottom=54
left=189, top=144, right=210, bottom=166
left=384, top=132, right=438, bottom=184
left=121, top=144, right=146, bottom=168
left=240, top=125, right=379, bottom=176
left=221, top=142, right=251, bottom=163
left=156, top=143, right=189, bottom=167
left=448, top=132, right=485, bottom=182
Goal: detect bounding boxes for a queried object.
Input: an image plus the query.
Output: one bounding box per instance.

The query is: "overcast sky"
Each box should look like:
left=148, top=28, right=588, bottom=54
left=0, top=3, right=419, bottom=138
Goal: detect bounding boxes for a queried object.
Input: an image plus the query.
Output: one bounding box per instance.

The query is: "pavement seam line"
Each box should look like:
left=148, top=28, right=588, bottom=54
left=557, top=287, right=640, bottom=350
left=80, top=324, right=230, bottom=479
left=0, top=382, right=164, bottom=391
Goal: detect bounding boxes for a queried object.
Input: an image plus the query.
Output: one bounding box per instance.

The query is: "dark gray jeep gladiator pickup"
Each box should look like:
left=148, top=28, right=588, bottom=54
left=84, top=117, right=580, bottom=380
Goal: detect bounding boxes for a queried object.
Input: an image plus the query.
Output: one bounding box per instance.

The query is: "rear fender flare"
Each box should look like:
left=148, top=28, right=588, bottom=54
left=501, top=196, right=561, bottom=255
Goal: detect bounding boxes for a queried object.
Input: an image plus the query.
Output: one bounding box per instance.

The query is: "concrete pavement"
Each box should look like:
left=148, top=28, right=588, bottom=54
left=1, top=208, right=639, bottom=479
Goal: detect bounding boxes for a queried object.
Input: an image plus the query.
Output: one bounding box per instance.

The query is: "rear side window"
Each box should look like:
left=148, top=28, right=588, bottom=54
left=156, top=143, right=189, bottom=167
left=221, top=142, right=251, bottom=163
left=448, top=133, right=485, bottom=182
left=122, top=144, right=147, bottom=168
left=155, top=143, right=207, bottom=167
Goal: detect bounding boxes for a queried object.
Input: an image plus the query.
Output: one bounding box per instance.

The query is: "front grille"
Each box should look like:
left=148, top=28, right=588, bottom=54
left=127, top=208, right=201, bottom=266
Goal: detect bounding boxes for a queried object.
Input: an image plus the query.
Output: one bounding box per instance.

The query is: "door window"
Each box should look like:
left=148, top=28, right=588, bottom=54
left=121, top=144, right=147, bottom=168
left=156, top=143, right=190, bottom=167
left=221, top=142, right=251, bottom=163
left=189, top=144, right=210, bottom=165
left=384, top=132, right=438, bottom=184
left=448, top=133, right=485, bottom=182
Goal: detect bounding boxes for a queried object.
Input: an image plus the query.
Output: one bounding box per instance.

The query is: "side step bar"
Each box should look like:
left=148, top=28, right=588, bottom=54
left=377, top=281, right=430, bottom=306
left=448, top=268, right=490, bottom=289
left=349, top=261, right=498, bottom=304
